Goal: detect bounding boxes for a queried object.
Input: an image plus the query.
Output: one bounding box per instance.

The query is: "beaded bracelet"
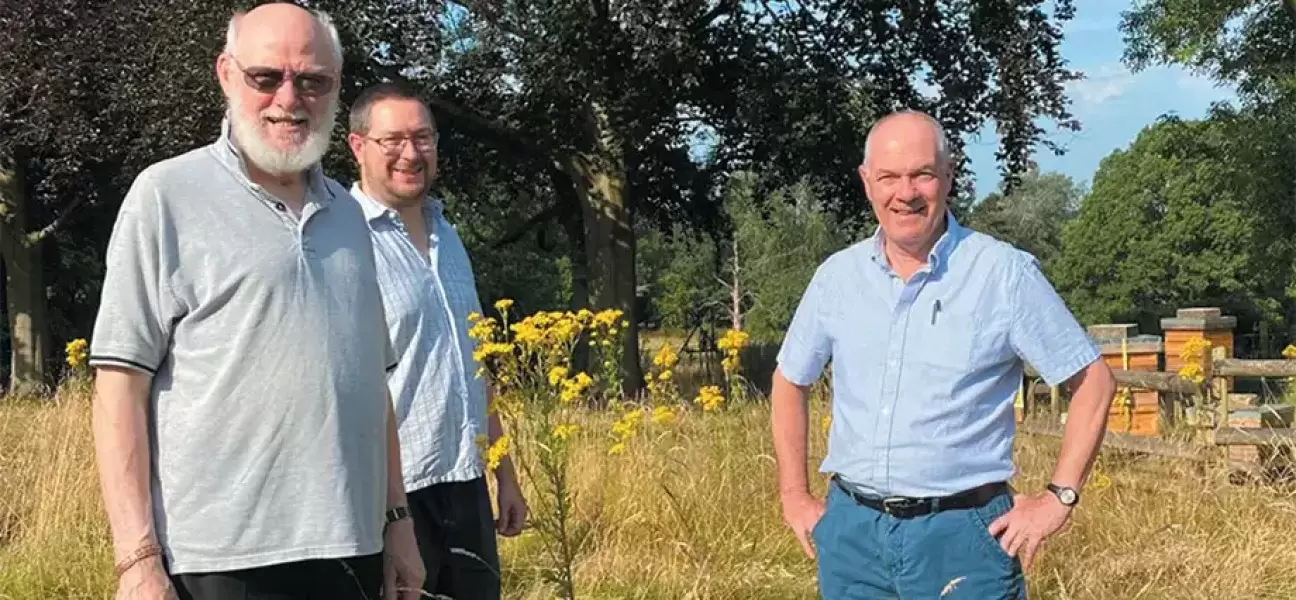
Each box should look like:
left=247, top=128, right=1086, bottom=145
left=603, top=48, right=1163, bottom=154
left=114, top=543, right=164, bottom=577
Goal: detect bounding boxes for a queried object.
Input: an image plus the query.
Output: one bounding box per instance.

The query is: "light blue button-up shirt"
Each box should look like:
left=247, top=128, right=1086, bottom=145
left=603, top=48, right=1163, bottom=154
left=351, top=183, right=489, bottom=492
left=777, top=211, right=1099, bottom=498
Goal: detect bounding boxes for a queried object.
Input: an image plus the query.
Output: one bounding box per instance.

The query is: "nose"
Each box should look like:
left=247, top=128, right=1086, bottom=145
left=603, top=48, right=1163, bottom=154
left=398, top=139, right=422, bottom=162
left=272, top=77, right=301, bottom=111
left=895, top=177, right=920, bottom=201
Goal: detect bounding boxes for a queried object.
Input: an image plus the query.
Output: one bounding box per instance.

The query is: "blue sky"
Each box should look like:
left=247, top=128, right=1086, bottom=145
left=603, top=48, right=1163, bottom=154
left=962, top=0, right=1240, bottom=199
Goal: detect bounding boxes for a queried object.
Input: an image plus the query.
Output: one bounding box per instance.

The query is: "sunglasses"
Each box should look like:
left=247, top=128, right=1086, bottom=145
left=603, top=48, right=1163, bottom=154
left=228, top=55, right=335, bottom=97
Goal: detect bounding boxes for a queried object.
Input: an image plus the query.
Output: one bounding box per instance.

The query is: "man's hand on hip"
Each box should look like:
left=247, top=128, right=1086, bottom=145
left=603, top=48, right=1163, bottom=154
left=115, top=555, right=179, bottom=600
left=382, top=518, right=425, bottom=600
left=986, top=491, right=1072, bottom=571
left=780, top=491, right=826, bottom=560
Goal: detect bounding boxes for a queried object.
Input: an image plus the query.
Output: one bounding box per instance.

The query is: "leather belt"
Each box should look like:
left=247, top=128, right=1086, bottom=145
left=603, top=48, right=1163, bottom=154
left=830, top=474, right=1008, bottom=519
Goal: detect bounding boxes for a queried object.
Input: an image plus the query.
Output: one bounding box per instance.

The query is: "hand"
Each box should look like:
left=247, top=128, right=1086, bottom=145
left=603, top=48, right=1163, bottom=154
left=115, top=556, right=179, bottom=600
left=986, top=491, right=1072, bottom=571
left=779, top=491, right=825, bottom=559
left=495, top=476, right=527, bottom=537
left=382, top=518, right=426, bottom=600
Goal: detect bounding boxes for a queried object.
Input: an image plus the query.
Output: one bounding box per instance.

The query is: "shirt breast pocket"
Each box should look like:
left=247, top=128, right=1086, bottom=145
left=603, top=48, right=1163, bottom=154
left=912, top=302, right=985, bottom=375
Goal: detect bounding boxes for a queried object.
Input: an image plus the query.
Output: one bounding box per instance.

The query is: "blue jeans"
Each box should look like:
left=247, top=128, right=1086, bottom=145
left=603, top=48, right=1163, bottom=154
left=811, top=481, right=1027, bottom=599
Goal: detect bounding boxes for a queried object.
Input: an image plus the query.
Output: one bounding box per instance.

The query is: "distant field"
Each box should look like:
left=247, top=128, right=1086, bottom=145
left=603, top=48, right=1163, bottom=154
left=3, top=386, right=1296, bottom=599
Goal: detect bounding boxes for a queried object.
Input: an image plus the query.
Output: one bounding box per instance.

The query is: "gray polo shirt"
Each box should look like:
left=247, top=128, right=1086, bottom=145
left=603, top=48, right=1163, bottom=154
left=89, top=118, right=397, bottom=574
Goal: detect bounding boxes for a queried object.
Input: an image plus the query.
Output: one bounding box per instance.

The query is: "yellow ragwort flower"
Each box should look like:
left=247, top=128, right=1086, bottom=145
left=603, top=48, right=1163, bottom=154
left=484, top=434, right=511, bottom=471
left=551, top=423, right=580, bottom=441
left=650, top=405, right=675, bottom=425
left=548, top=365, right=570, bottom=387
left=494, top=298, right=515, bottom=313
left=693, top=385, right=724, bottom=412
left=65, top=338, right=88, bottom=368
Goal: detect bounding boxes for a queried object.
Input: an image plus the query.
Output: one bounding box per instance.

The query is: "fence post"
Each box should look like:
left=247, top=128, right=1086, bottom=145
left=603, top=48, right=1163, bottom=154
left=1212, top=345, right=1230, bottom=435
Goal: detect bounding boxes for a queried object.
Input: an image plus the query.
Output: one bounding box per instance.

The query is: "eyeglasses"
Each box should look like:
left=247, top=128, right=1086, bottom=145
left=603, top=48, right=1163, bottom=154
left=365, top=132, right=438, bottom=155
left=227, top=54, right=335, bottom=97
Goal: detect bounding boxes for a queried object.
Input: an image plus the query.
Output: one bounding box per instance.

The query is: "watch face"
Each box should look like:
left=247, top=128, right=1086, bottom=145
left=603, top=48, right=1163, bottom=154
left=1058, top=488, right=1078, bottom=505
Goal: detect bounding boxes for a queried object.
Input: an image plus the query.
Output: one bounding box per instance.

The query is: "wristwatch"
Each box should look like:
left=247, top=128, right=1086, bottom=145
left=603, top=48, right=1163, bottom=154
left=384, top=506, right=410, bottom=531
left=1046, top=483, right=1080, bottom=507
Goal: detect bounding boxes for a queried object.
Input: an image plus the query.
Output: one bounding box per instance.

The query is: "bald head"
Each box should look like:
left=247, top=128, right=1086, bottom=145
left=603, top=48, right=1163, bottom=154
left=863, top=110, right=949, bottom=168
left=225, top=3, right=343, bottom=71
left=215, top=3, right=343, bottom=178
left=857, top=110, right=954, bottom=259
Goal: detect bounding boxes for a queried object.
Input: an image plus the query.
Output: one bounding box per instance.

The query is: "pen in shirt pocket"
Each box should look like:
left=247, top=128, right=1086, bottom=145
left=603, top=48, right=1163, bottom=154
left=931, top=299, right=941, bottom=325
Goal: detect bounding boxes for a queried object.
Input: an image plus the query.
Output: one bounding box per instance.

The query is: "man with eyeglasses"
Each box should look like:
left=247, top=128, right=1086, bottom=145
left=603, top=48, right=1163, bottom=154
left=344, top=81, right=527, bottom=600
left=90, top=4, right=424, bottom=600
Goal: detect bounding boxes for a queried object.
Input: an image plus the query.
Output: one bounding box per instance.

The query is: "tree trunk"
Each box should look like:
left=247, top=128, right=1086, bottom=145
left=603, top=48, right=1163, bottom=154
left=569, top=103, right=643, bottom=394
left=5, top=242, right=47, bottom=397
left=564, top=208, right=593, bottom=377
left=730, top=236, right=742, bottom=331
left=0, top=155, right=49, bottom=397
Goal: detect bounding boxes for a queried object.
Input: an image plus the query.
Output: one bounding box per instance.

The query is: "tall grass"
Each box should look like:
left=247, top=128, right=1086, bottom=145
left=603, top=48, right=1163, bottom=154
left=3, top=385, right=1296, bottom=599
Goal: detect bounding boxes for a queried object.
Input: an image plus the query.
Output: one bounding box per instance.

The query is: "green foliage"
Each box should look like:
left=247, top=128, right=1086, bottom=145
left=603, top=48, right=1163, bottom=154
left=968, top=165, right=1084, bottom=268
left=637, top=227, right=721, bottom=333
left=638, top=173, right=855, bottom=343
left=724, top=174, right=855, bottom=342
left=1049, top=109, right=1296, bottom=332
left=1120, top=0, right=1296, bottom=103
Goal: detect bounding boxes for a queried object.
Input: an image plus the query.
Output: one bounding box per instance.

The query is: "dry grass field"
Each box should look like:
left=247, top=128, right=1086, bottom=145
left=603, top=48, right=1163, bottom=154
left=3, top=379, right=1296, bottom=600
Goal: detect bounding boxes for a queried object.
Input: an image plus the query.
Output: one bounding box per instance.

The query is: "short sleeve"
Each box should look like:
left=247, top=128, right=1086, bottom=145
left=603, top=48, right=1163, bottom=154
left=88, top=171, right=180, bottom=375
left=776, top=264, right=834, bottom=386
left=1007, top=253, right=1100, bottom=387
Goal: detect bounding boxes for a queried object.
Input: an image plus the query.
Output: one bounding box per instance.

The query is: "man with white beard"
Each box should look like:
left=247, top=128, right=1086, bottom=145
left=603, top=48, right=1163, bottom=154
left=88, top=4, right=424, bottom=599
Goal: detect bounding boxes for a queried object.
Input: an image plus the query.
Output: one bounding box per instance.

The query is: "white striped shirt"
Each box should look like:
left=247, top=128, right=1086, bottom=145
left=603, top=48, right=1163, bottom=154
left=351, top=183, right=488, bottom=491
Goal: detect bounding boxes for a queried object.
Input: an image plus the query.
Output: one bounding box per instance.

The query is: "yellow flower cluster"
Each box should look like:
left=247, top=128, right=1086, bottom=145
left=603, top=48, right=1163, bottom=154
left=1176, top=335, right=1210, bottom=384
left=693, top=385, right=724, bottom=412
left=716, top=328, right=749, bottom=377
left=1283, top=344, right=1296, bottom=359
left=474, top=433, right=511, bottom=471
left=65, top=338, right=88, bottom=369
left=608, top=408, right=642, bottom=455
left=645, top=343, right=680, bottom=401
left=466, top=298, right=627, bottom=477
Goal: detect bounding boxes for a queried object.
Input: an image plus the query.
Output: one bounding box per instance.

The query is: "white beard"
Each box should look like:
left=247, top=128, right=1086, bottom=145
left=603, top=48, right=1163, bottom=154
left=227, top=93, right=338, bottom=175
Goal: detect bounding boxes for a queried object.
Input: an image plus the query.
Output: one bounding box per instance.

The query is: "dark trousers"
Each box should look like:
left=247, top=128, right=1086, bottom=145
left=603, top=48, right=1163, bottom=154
left=171, top=552, right=383, bottom=600
left=408, top=476, right=501, bottom=600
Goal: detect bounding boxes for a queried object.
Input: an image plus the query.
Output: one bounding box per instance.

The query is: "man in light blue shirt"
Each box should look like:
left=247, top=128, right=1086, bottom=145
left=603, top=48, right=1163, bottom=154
left=772, top=110, right=1116, bottom=599
left=344, top=82, right=526, bottom=600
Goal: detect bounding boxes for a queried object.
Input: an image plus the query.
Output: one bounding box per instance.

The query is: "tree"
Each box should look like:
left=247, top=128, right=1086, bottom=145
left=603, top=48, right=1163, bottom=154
left=0, top=0, right=232, bottom=394
left=1049, top=111, right=1296, bottom=334
left=1121, top=0, right=1296, bottom=103
left=968, top=165, right=1084, bottom=268
left=334, top=0, right=1085, bottom=391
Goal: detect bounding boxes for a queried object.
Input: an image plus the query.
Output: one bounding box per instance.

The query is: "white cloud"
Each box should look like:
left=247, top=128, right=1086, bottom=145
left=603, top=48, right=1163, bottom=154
left=1067, top=62, right=1137, bottom=112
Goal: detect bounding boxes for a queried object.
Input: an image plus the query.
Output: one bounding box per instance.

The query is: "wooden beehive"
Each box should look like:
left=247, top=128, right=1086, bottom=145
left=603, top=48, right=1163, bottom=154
left=1226, top=404, right=1295, bottom=464
left=1161, top=307, right=1236, bottom=376
left=1088, top=324, right=1167, bottom=436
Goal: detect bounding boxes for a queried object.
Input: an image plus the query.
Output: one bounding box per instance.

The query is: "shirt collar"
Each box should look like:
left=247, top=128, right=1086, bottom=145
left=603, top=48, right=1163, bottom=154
left=349, top=181, right=444, bottom=223
left=213, top=113, right=331, bottom=202
left=865, top=208, right=966, bottom=277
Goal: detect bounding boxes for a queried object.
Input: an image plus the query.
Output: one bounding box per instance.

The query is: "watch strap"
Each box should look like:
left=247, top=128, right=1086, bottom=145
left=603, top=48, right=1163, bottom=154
left=385, top=506, right=410, bottom=527
left=1046, top=483, right=1079, bottom=506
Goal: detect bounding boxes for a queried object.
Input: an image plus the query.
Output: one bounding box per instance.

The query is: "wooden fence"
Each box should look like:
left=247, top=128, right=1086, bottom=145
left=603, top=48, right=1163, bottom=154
left=1020, top=345, right=1296, bottom=478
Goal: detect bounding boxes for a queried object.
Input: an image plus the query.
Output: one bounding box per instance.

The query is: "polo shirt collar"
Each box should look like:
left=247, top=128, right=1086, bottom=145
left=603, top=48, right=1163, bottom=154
left=866, top=208, right=966, bottom=277
left=349, top=182, right=445, bottom=224
left=214, top=114, right=331, bottom=202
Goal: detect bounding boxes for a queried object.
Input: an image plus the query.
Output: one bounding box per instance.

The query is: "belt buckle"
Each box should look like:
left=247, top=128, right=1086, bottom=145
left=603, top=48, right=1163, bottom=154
left=881, top=496, right=920, bottom=516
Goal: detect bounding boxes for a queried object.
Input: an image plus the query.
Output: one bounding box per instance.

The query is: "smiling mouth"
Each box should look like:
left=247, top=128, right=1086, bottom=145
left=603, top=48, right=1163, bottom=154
left=891, top=205, right=927, bottom=217
left=393, top=165, right=424, bottom=177
left=265, top=115, right=308, bottom=127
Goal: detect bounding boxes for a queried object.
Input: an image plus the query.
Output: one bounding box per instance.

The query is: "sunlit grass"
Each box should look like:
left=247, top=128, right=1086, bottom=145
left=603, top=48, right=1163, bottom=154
left=3, top=383, right=1295, bottom=599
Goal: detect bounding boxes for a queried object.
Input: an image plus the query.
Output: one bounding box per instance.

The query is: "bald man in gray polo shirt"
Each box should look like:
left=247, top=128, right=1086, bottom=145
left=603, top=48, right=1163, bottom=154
left=88, top=5, right=424, bottom=600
